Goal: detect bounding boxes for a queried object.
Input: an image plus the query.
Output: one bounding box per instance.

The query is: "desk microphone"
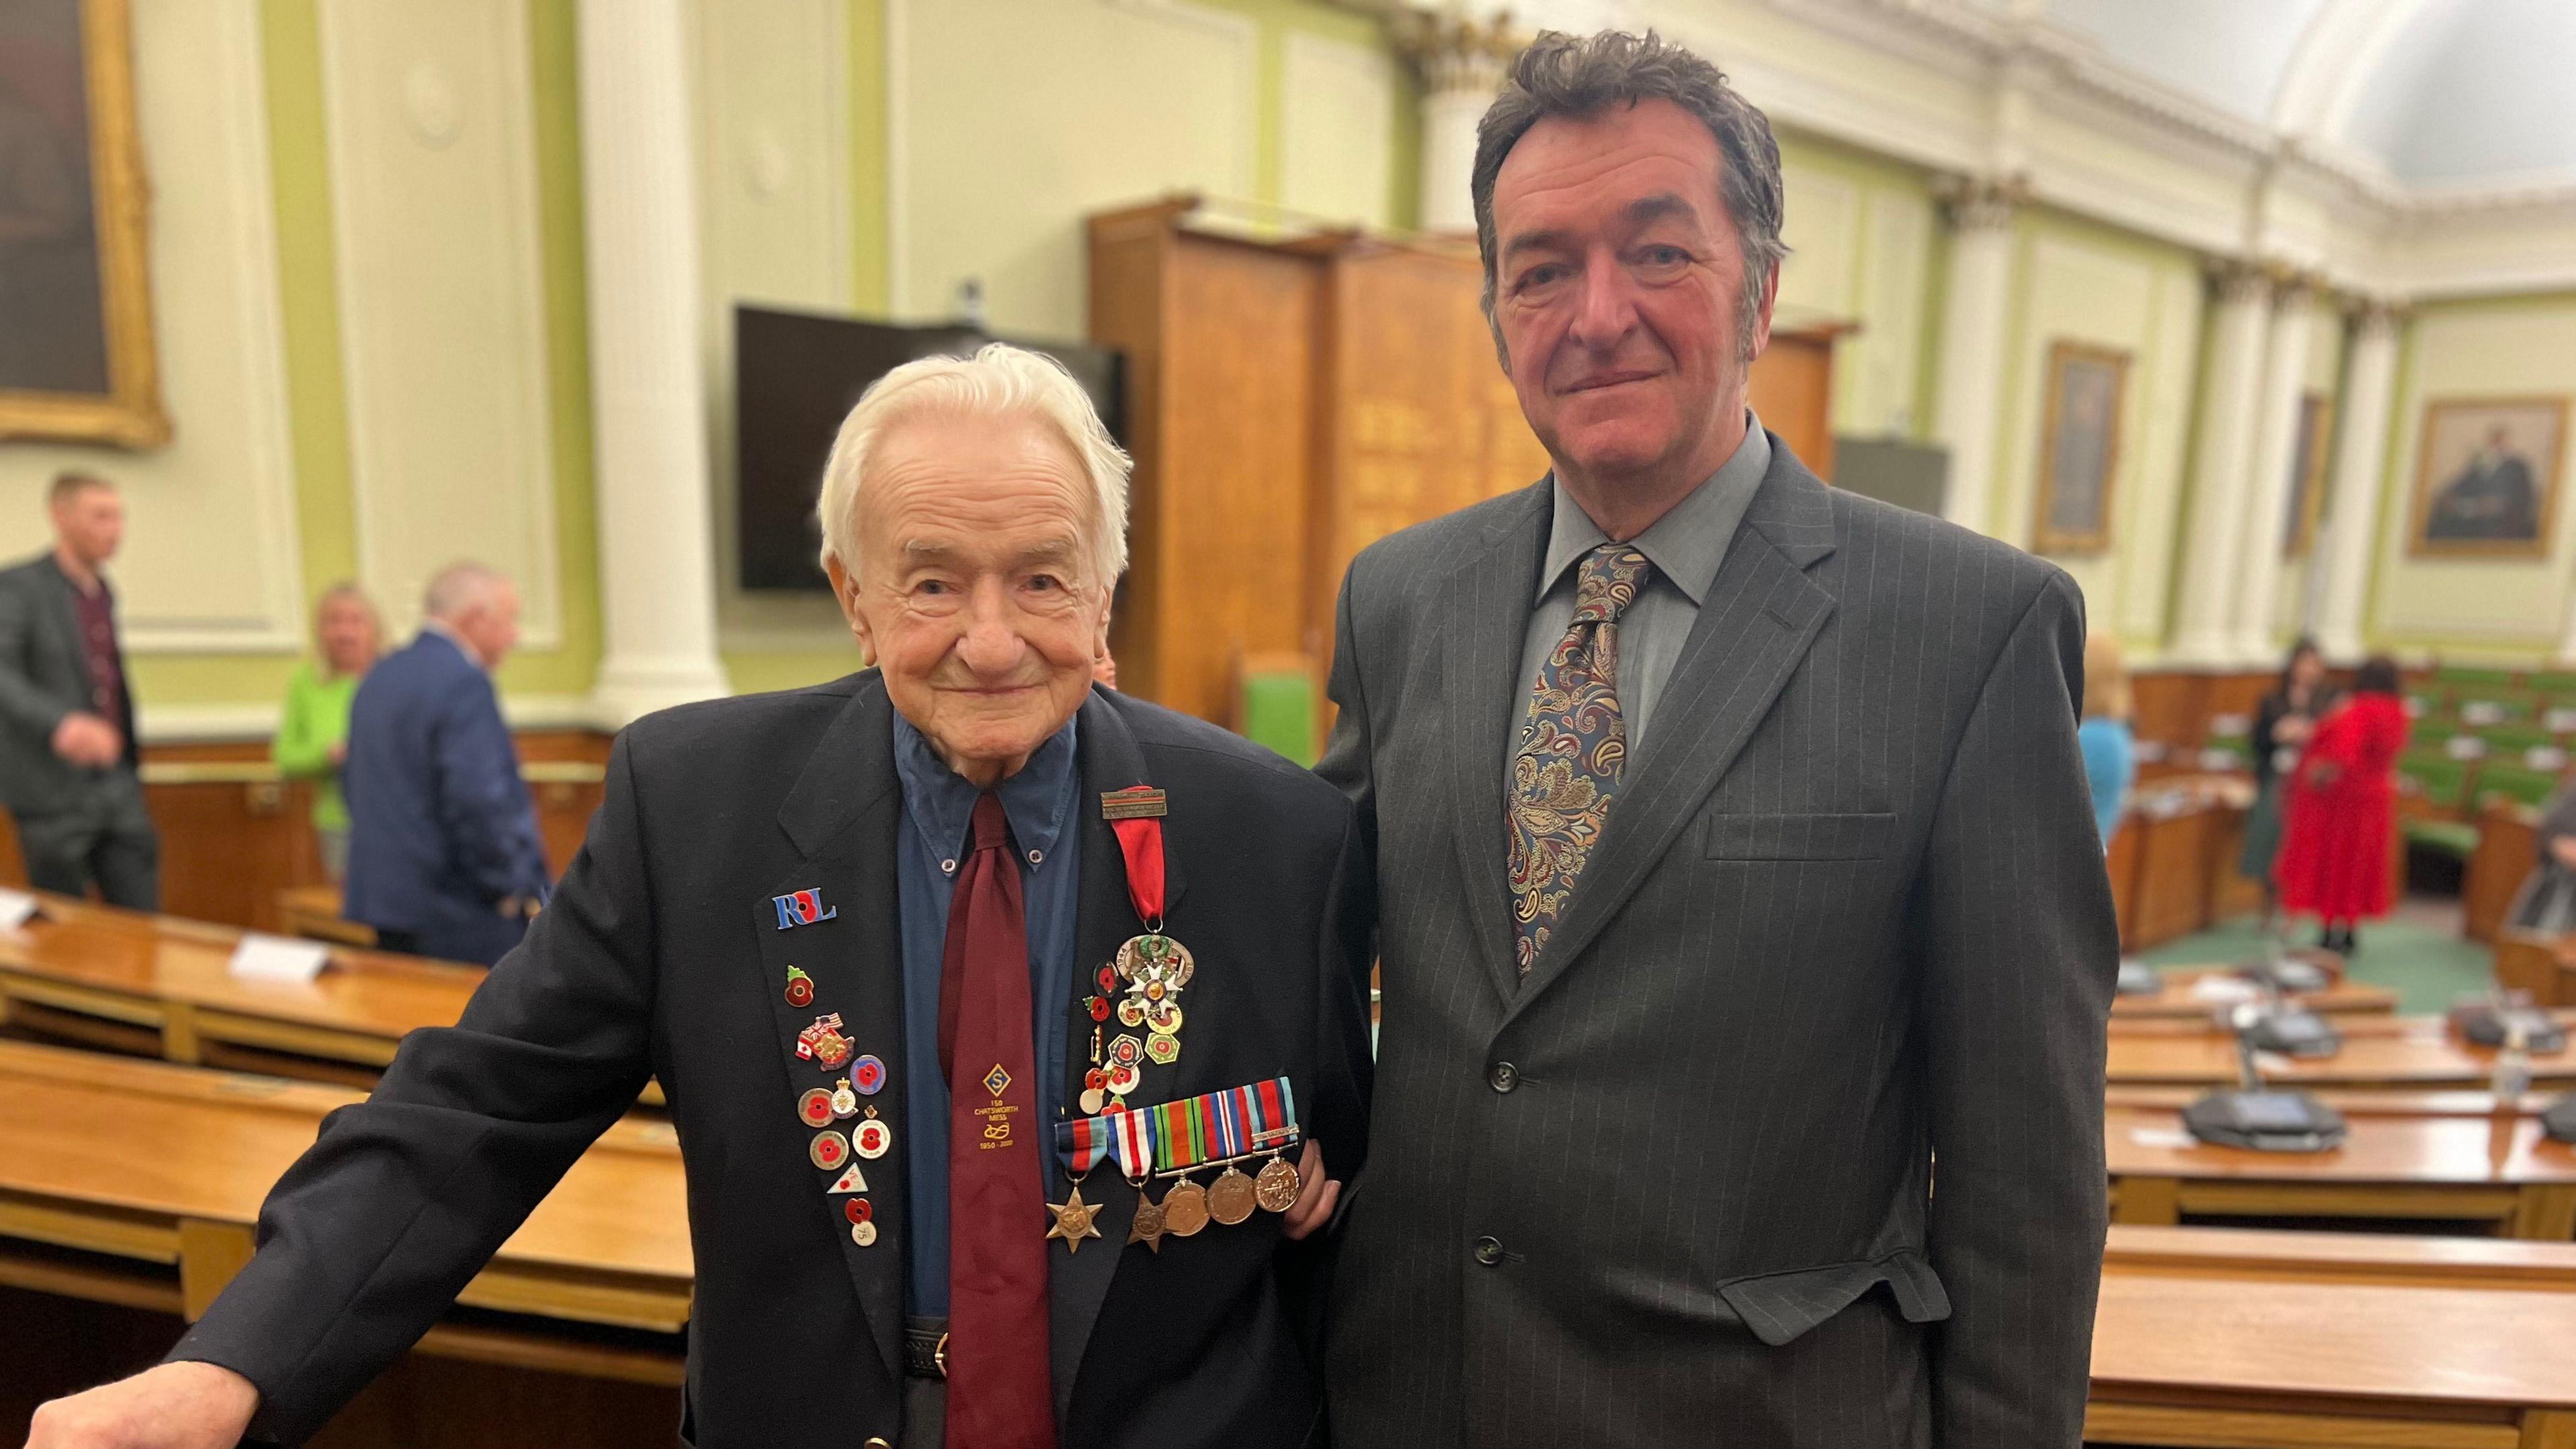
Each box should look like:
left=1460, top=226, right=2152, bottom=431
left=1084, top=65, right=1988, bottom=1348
left=2180, top=1004, right=2349, bottom=1153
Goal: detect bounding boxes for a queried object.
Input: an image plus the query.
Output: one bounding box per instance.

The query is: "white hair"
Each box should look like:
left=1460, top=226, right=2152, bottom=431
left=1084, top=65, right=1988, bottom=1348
left=422, top=560, right=510, bottom=622
left=814, top=342, right=1130, bottom=589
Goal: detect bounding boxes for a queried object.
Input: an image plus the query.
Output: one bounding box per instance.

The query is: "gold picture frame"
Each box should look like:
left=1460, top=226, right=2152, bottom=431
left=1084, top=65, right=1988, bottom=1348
left=2406, top=396, right=2566, bottom=560
left=2282, top=392, right=2332, bottom=559
left=2031, top=340, right=2128, bottom=555
left=0, top=0, right=168, bottom=448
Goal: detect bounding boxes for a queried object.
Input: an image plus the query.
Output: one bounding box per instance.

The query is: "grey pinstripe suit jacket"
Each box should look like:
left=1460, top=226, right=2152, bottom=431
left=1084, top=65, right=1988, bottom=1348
left=1318, top=439, right=2115, bottom=1448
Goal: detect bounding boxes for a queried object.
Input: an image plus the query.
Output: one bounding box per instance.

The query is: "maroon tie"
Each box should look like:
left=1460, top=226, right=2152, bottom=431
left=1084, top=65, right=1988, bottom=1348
left=937, top=793, right=1056, bottom=1449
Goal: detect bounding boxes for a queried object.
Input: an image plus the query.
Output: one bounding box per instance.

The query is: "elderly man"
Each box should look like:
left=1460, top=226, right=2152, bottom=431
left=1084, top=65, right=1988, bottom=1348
left=1320, top=32, right=2114, bottom=1449
left=28, top=344, right=1371, bottom=1449
left=0, top=472, right=158, bottom=909
left=341, top=562, right=551, bottom=965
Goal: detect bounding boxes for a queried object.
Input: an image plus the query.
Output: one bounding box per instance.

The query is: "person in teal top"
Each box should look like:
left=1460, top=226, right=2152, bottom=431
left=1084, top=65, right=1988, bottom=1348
left=2078, top=633, right=2136, bottom=853
left=272, top=584, right=382, bottom=880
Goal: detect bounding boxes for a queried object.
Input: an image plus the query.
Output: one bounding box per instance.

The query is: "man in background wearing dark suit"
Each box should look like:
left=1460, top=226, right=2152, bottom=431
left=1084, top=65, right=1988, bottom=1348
left=0, top=472, right=157, bottom=908
left=1322, top=32, right=2115, bottom=1448
left=343, top=561, right=549, bottom=965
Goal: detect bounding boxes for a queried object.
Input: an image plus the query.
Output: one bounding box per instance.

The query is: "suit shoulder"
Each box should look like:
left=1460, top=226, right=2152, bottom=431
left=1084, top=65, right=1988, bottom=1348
left=616, top=675, right=865, bottom=761
left=1108, top=694, right=1351, bottom=821
left=1825, top=486, right=2071, bottom=613
left=1344, top=484, right=1544, bottom=593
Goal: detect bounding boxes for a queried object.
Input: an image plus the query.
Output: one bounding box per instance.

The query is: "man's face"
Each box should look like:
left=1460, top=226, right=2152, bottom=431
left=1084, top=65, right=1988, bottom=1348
left=1489, top=99, right=1772, bottom=489
left=52, top=486, right=124, bottom=568
left=456, top=582, right=521, bottom=671
left=829, top=411, right=1110, bottom=782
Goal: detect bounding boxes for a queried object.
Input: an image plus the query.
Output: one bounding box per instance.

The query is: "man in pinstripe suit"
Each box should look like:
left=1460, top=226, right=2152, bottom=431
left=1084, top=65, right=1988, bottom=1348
left=1319, top=32, right=2116, bottom=1448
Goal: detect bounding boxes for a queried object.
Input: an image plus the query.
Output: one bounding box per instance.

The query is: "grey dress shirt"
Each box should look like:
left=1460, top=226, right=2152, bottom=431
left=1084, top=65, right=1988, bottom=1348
left=1509, top=416, right=1771, bottom=780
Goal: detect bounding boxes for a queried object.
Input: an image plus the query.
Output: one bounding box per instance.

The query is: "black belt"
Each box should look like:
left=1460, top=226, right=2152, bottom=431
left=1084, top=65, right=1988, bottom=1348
left=905, top=1316, right=949, bottom=1379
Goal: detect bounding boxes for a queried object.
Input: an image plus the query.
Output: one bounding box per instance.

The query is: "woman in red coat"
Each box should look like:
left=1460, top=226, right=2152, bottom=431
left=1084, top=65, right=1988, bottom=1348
left=2273, top=656, right=2412, bottom=953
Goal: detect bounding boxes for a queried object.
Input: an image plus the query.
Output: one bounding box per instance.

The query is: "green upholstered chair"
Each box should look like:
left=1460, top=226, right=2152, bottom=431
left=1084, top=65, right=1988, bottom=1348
left=2398, top=751, right=2481, bottom=858
left=1237, top=660, right=1317, bottom=767
left=2475, top=761, right=2563, bottom=810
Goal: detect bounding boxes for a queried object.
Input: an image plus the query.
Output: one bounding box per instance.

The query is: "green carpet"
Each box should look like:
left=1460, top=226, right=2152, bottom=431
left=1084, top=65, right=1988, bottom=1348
left=2135, top=905, right=2497, bottom=1014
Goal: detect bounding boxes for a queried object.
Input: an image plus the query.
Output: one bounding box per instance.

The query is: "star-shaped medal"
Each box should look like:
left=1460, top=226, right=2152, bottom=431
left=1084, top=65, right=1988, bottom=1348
left=1126, top=1193, right=1167, bottom=1254
left=1046, top=1181, right=1105, bottom=1254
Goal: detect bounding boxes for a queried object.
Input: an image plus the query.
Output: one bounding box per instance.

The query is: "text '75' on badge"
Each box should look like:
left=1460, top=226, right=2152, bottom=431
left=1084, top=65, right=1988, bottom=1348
left=772, top=888, right=838, bottom=930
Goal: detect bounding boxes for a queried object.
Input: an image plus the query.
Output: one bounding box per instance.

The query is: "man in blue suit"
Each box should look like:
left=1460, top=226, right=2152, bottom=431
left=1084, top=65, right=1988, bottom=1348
left=343, top=562, right=550, bottom=965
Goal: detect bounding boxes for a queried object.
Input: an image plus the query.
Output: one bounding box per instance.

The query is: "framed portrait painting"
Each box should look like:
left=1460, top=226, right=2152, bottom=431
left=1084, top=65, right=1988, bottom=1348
left=2282, top=392, right=2332, bottom=558
left=2407, top=397, right=2566, bottom=559
left=0, top=0, right=167, bottom=448
left=2031, top=340, right=2128, bottom=555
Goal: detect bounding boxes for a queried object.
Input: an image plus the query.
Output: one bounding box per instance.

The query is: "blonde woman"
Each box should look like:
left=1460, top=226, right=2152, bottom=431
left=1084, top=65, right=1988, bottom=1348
left=2079, top=633, right=2136, bottom=852
left=272, top=584, right=382, bottom=879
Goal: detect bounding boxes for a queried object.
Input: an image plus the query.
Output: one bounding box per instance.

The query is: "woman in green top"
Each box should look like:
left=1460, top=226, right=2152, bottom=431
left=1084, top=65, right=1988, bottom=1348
left=273, top=584, right=382, bottom=880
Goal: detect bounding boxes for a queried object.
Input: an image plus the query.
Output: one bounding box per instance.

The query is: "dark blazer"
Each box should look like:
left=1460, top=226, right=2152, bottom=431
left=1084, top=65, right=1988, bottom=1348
left=170, top=677, right=1375, bottom=1448
left=342, top=630, right=551, bottom=963
left=1318, top=441, right=2116, bottom=1449
left=0, top=552, right=138, bottom=816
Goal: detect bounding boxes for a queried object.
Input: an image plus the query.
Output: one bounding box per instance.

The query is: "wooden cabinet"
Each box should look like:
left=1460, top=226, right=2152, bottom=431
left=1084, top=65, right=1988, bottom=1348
left=1089, top=197, right=1841, bottom=735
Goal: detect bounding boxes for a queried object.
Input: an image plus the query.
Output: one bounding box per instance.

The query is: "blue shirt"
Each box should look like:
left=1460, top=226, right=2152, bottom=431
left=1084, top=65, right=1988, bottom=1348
left=892, top=713, right=1082, bottom=1317
left=2077, top=716, right=2135, bottom=853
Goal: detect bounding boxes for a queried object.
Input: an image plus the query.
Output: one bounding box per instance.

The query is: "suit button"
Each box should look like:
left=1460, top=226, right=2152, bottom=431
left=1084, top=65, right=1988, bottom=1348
left=1488, top=1061, right=1518, bottom=1093
left=1473, top=1236, right=1505, bottom=1267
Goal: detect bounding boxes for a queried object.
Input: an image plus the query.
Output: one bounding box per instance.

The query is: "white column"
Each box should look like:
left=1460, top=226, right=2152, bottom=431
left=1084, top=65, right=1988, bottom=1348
left=2315, top=301, right=2402, bottom=661
left=578, top=0, right=730, bottom=726
left=2230, top=278, right=2315, bottom=663
left=1931, top=176, right=2022, bottom=534
left=1397, top=17, right=1516, bottom=235
left=2169, top=262, right=2273, bottom=663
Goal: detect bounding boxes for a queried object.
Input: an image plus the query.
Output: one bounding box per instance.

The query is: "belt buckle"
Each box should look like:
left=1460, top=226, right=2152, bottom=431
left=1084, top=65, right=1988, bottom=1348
left=934, top=1331, right=948, bottom=1378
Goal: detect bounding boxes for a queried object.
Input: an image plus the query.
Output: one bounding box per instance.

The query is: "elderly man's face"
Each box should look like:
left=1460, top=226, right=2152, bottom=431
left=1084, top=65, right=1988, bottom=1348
left=455, top=582, right=521, bottom=672
left=831, top=411, right=1110, bottom=786
left=1490, top=99, right=1770, bottom=494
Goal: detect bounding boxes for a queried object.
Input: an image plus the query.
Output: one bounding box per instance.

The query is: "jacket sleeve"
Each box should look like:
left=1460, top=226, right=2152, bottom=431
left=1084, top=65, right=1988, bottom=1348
left=432, top=677, right=549, bottom=901
left=165, top=730, right=661, bottom=1446
left=0, top=572, right=71, bottom=745
left=1913, top=572, right=2115, bottom=1448
left=1313, top=564, right=1377, bottom=922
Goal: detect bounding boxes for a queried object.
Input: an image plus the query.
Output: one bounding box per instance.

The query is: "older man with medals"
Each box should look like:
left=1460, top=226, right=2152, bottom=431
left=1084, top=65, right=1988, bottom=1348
left=27, top=344, right=1373, bottom=1449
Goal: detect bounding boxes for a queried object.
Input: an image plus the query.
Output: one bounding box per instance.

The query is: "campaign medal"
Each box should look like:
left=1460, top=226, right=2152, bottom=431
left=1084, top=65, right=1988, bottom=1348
left=810, top=1129, right=851, bottom=1171
left=784, top=965, right=814, bottom=1008
left=1208, top=1165, right=1258, bottom=1226
left=797, top=1087, right=837, bottom=1128
left=1254, top=1152, right=1302, bottom=1213
left=1160, top=1179, right=1211, bottom=1237
left=1126, top=1193, right=1167, bottom=1252
left=796, top=1013, right=853, bottom=1071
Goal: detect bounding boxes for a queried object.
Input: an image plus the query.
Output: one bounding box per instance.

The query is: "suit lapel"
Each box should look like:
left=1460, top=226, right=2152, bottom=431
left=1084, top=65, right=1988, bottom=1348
left=1047, top=690, right=1179, bottom=1418
left=1506, top=453, right=1839, bottom=1023
left=1443, top=483, right=1552, bottom=1007
left=753, top=678, right=906, bottom=1389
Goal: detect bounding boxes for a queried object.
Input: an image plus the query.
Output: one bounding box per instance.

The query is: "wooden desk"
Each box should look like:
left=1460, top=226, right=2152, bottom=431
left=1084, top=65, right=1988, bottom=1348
left=0, top=1041, right=688, bottom=1368
left=2104, top=1090, right=2576, bottom=1238
left=2463, top=798, right=2542, bottom=946
left=2106, top=1012, right=2576, bottom=1089
left=2090, top=1226, right=2576, bottom=1448
left=2112, top=966, right=2398, bottom=1024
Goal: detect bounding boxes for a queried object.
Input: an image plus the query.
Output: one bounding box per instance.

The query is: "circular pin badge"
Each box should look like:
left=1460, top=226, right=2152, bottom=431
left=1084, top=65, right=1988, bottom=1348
left=852, top=1220, right=878, bottom=1247
left=1144, top=1000, right=1183, bottom=1034
left=1096, top=965, right=1119, bottom=996
left=798, top=1088, right=837, bottom=1128
left=1080, top=1086, right=1106, bottom=1115
left=809, top=1130, right=851, bottom=1171
left=1145, top=1032, right=1181, bottom=1065
left=845, top=1197, right=873, bottom=1226
left=1109, top=1034, right=1144, bottom=1067
left=1087, top=996, right=1112, bottom=1024
left=785, top=978, right=812, bottom=1008
left=855, top=1118, right=892, bottom=1159
left=1116, top=997, right=1147, bottom=1028
left=851, top=1055, right=887, bottom=1096
left=829, top=1081, right=859, bottom=1118
left=1106, top=1062, right=1141, bottom=1097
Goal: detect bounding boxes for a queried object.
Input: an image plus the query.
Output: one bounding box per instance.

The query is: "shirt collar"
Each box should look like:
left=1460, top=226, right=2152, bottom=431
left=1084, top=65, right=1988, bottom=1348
left=1535, top=411, right=1771, bottom=608
left=892, top=710, right=1081, bottom=872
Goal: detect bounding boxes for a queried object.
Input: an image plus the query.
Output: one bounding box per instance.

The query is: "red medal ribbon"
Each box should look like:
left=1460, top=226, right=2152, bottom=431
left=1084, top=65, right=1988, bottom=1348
left=1107, top=795, right=1165, bottom=926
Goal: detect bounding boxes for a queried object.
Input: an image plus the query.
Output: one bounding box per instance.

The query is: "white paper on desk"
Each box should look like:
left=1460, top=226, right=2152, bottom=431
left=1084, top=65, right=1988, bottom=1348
left=2189, top=976, right=2259, bottom=1004
left=2129, top=1128, right=2194, bottom=1148
left=229, top=932, right=330, bottom=984
left=0, top=888, right=37, bottom=930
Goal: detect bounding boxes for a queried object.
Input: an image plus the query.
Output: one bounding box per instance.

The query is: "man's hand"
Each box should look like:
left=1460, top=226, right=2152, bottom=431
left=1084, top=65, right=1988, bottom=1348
left=49, top=712, right=121, bottom=769
left=25, top=1360, right=260, bottom=1449
left=1279, top=1138, right=1341, bottom=1241
left=2551, top=836, right=2576, bottom=871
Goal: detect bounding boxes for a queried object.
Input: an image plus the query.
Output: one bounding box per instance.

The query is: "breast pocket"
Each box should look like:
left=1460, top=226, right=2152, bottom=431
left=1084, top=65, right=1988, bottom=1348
left=1703, top=812, right=1894, bottom=861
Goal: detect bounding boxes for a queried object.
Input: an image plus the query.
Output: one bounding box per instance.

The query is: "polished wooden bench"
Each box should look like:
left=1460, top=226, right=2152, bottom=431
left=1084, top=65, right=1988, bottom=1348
left=0, top=1040, right=688, bottom=1383
left=2112, top=965, right=2400, bottom=1025
left=2090, top=1226, right=2576, bottom=1448
left=2106, top=1011, right=2576, bottom=1088
left=2104, top=1087, right=2576, bottom=1239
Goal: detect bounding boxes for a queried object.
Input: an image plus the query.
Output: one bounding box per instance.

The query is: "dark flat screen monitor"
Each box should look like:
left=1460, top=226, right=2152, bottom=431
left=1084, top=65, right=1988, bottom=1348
left=733, top=305, right=1124, bottom=591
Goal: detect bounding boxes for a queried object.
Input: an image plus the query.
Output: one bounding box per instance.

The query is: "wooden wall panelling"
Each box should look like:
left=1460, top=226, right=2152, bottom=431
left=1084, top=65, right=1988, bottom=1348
left=2128, top=671, right=2208, bottom=752
left=2463, top=800, right=2540, bottom=947
left=1089, top=202, right=1181, bottom=710
left=1750, top=327, right=1841, bottom=480
left=2127, top=802, right=2217, bottom=951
